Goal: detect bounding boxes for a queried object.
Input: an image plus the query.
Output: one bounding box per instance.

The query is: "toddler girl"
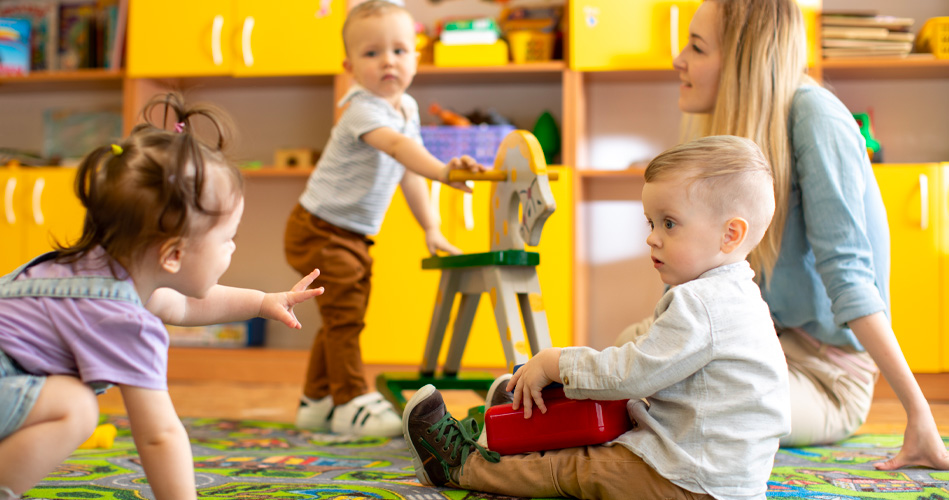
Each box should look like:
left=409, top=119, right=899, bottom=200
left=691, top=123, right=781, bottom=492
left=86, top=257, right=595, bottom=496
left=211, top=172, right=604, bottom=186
left=0, top=92, right=322, bottom=499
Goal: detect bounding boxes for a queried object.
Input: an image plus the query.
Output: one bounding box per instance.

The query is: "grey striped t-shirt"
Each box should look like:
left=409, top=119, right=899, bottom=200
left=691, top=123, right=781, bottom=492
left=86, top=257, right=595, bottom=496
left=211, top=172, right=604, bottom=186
left=299, top=86, right=421, bottom=235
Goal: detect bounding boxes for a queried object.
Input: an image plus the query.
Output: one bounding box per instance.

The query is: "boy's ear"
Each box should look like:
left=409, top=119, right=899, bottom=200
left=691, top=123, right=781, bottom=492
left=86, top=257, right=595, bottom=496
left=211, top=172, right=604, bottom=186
left=159, top=238, right=184, bottom=274
left=342, top=58, right=352, bottom=74
left=721, top=217, right=749, bottom=254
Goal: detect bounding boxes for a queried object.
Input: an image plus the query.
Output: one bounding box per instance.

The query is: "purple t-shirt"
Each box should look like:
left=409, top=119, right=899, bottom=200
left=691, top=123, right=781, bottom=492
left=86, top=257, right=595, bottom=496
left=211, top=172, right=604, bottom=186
left=0, top=249, right=168, bottom=390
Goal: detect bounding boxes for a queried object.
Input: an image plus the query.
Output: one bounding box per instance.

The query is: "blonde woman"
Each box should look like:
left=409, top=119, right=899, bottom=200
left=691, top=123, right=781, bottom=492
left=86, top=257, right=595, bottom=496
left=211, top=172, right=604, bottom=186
left=667, top=0, right=949, bottom=470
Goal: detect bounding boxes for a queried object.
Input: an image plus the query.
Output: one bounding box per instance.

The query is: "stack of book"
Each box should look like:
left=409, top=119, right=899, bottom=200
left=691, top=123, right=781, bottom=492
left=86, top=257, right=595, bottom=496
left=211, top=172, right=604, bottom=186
left=439, top=17, right=500, bottom=46
left=822, top=12, right=915, bottom=58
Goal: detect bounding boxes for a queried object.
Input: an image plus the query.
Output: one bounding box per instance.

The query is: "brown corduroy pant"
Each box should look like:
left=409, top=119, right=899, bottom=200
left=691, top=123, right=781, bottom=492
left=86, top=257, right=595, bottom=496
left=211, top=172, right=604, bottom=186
left=284, top=204, right=374, bottom=405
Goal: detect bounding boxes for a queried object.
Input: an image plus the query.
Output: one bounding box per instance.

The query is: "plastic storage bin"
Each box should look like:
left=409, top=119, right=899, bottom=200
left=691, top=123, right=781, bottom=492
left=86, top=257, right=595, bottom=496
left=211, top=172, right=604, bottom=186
left=421, top=124, right=515, bottom=167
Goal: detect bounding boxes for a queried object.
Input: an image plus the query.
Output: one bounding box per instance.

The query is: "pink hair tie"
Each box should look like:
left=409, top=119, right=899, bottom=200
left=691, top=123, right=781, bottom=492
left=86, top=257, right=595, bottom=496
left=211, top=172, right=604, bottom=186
left=174, top=122, right=186, bottom=133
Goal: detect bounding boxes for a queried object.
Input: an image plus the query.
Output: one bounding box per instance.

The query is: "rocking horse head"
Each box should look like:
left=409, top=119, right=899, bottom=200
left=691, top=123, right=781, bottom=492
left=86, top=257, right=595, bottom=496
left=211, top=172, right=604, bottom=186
left=489, top=131, right=556, bottom=251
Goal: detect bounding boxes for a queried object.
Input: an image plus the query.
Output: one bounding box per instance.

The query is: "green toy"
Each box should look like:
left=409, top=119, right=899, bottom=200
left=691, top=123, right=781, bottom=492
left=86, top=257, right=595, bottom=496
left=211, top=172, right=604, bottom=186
left=532, top=111, right=561, bottom=164
left=852, top=112, right=881, bottom=162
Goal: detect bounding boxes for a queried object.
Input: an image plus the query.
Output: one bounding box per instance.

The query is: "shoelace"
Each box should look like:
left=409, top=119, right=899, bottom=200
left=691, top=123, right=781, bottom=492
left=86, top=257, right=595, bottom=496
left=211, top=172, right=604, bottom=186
left=420, top=414, right=500, bottom=481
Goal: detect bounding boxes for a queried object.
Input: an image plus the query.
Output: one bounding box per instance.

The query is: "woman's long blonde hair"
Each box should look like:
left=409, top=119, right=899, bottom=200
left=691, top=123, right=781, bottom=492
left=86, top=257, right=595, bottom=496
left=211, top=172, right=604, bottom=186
left=683, top=0, right=813, bottom=282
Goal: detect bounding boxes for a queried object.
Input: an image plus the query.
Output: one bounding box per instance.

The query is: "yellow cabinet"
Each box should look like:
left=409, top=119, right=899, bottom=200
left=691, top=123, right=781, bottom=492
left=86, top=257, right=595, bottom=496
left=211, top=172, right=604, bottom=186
left=569, top=0, right=700, bottom=71
left=874, top=163, right=947, bottom=373
left=127, top=0, right=344, bottom=78
left=363, top=166, right=574, bottom=368
left=568, top=0, right=819, bottom=71
left=0, top=168, right=85, bottom=276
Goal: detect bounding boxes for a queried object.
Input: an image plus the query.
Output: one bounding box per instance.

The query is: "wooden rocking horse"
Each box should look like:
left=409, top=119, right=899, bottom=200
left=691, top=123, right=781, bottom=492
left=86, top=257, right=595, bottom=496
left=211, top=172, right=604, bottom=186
left=377, top=130, right=559, bottom=410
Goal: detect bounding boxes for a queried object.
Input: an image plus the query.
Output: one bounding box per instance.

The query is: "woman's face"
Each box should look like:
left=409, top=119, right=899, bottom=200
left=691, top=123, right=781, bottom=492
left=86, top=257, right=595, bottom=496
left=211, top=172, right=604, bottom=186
left=672, top=1, right=723, bottom=114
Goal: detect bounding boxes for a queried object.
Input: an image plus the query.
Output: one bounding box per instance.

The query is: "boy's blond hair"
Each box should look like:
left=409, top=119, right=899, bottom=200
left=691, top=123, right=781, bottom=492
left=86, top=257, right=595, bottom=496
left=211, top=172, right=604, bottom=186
left=342, top=0, right=413, bottom=55
left=646, top=135, right=775, bottom=251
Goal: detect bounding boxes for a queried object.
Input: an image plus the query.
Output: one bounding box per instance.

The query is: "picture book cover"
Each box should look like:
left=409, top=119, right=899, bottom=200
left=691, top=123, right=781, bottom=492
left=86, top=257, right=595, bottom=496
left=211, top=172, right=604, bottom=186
left=0, top=0, right=58, bottom=71
left=59, top=0, right=97, bottom=70
left=0, top=17, right=31, bottom=76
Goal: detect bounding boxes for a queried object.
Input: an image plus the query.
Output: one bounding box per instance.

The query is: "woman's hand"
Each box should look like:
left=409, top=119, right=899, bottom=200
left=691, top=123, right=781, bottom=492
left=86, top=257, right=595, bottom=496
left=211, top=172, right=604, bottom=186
left=874, top=412, right=949, bottom=470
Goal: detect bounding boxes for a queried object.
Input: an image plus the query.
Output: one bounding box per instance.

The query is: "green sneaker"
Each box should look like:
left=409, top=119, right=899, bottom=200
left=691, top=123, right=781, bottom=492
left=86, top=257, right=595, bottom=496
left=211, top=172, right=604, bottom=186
left=402, top=384, right=500, bottom=486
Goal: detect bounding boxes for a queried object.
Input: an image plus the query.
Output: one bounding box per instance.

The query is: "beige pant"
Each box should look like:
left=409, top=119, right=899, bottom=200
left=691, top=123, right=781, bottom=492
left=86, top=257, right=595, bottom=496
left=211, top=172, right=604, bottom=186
left=459, top=444, right=713, bottom=500
left=779, top=328, right=879, bottom=446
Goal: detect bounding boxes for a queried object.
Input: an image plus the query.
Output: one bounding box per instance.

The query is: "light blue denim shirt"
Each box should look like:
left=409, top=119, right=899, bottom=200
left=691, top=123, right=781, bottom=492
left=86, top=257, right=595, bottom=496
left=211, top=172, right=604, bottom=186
left=760, top=85, right=890, bottom=350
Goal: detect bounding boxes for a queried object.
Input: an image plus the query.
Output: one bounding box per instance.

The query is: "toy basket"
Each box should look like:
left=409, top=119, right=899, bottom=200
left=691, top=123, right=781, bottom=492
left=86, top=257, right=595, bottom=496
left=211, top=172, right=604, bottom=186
left=914, top=17, right=949, bottom=59
left=421, top=124, right=516, bottom=167
left=507, top=30, right=555, bottom=63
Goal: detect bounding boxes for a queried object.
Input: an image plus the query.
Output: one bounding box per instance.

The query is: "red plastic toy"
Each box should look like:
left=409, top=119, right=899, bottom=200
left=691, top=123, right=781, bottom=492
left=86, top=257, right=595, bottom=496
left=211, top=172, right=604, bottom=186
left=484, top=386, right=632, bottom=455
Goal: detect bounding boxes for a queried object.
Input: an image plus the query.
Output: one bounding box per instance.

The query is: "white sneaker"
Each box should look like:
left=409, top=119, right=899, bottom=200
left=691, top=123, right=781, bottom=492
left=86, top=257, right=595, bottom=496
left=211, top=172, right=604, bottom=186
left=295, top=394, right=334, bottom=431
left=330, top=392, right=402, bottom=437
left=485, top=373, right=514, bottom=409
left=0, top=486, right=18, bottom=500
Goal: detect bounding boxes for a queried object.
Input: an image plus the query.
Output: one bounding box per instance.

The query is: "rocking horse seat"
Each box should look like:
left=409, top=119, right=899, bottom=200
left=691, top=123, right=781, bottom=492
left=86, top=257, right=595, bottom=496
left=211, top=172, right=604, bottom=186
left=422, top=250, right=539, bottom=270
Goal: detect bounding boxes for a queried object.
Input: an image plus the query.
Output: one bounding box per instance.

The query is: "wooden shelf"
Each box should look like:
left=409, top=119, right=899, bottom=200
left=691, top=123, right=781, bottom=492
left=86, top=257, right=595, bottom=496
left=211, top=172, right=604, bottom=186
left=414, top=61, right=566, bottom=84
left=0, top=69, right=124, bottom=92
left=577, top=167, right=646, bottom=178
left=821, top=55, right=949, bottom=80
left=241, top=167, right=314, bottom=178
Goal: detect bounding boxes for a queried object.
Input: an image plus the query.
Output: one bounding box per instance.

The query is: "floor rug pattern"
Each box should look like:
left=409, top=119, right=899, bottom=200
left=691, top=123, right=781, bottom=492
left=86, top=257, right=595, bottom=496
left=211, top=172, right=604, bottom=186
left=24, top=416, right=949, bottom=499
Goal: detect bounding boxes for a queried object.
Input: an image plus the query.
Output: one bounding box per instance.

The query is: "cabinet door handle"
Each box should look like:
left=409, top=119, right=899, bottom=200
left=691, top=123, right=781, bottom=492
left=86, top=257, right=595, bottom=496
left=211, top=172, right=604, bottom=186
left=919, top=173, right=929, bottom=230
left=669, top=4, right=680, bottom=60
left=32, top=177, right=45, bottom=226
left=212, top=15, right=224, bottom=66
left=4, top=177, right=15, bottom=225
left=463, top=182, right=474, bottom=231
left=242, top=16, right=255, bottom=67
left=430, top=180, right=442, bottom=227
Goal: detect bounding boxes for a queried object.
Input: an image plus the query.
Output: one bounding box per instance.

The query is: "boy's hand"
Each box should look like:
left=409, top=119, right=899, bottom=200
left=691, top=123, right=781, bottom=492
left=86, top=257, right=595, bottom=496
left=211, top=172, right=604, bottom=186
left=508, top=348, right=562, bottom=419
left=425, top=228, right=462, bottom=256
left=444, top=155, right=486, bottom=193
left=258, top=269, right=323, bottom=329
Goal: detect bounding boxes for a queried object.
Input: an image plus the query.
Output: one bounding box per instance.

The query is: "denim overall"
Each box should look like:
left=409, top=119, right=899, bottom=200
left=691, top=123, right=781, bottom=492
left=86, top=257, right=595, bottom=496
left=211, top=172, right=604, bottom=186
left=0, top=252, right=142, bottom=439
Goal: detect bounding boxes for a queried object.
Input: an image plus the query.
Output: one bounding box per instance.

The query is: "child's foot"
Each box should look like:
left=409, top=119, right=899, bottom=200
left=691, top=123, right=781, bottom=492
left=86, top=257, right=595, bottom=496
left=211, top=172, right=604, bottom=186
left=330, top=392, right=402, bottom=437
left=402, top=384, right=500, bottom=487
left=485, top=373, right=514, bottom=409
left=295, top=394, right=334, bottom=431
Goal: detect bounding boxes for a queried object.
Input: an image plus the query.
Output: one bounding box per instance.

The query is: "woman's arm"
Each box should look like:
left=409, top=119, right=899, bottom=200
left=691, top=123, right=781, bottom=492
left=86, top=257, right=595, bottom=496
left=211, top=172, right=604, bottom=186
left=849, top=312, right=949, bottom=470
left=120, top=385, right=196, bottom=500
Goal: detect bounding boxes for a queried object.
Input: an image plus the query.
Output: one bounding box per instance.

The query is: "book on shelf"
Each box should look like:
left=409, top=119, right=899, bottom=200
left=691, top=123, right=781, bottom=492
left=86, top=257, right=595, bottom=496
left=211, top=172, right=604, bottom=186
left=822, top=14, right=914, bottom=31
left=0, top=17, right=31, bottom=76
left=0, top=0, right=58, bottom=70
left=439, top=16, right=500, bottom=45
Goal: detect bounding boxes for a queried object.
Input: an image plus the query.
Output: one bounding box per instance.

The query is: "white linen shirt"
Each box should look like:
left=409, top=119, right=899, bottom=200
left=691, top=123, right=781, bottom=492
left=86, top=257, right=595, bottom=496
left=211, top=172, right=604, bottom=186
left=559, top=261, right=790, bottom=500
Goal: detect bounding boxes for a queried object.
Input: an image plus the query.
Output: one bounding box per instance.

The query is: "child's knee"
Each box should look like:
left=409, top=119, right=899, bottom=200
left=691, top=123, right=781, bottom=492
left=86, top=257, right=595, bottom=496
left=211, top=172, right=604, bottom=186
left=38, top=376, right=99, bottom=438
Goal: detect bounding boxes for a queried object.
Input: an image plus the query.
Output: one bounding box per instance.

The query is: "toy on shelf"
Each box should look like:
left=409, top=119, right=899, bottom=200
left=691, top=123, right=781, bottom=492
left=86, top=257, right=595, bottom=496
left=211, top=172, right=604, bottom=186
left=853, top=112, right=881, bottom=162
left=429, top=102, right=471, bottom=127
left=79, top=423, right=117, bottom=450
left=484, top=365, right=632, bottom=455
left=376, top=130, right=559, bottom=410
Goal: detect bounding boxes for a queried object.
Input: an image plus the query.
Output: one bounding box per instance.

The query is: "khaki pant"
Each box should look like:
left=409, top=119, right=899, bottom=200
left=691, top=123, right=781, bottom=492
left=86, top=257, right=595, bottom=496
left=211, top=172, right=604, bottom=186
left=459, top=444, right=713, bottom=500
left=779, top=328, right=878, bottom=447
left=284, top=204, right=374, bottom=405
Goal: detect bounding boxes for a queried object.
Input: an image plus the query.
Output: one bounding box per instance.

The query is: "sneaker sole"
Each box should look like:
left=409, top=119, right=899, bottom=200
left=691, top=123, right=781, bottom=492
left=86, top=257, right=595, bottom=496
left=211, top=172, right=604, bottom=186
left=401, top=384, right=438, bottom=487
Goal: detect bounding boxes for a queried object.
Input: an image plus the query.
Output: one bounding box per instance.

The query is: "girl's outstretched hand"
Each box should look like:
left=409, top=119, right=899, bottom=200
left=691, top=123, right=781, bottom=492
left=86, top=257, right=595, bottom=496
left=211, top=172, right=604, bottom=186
left=258, top=268, right=323, bottom=329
